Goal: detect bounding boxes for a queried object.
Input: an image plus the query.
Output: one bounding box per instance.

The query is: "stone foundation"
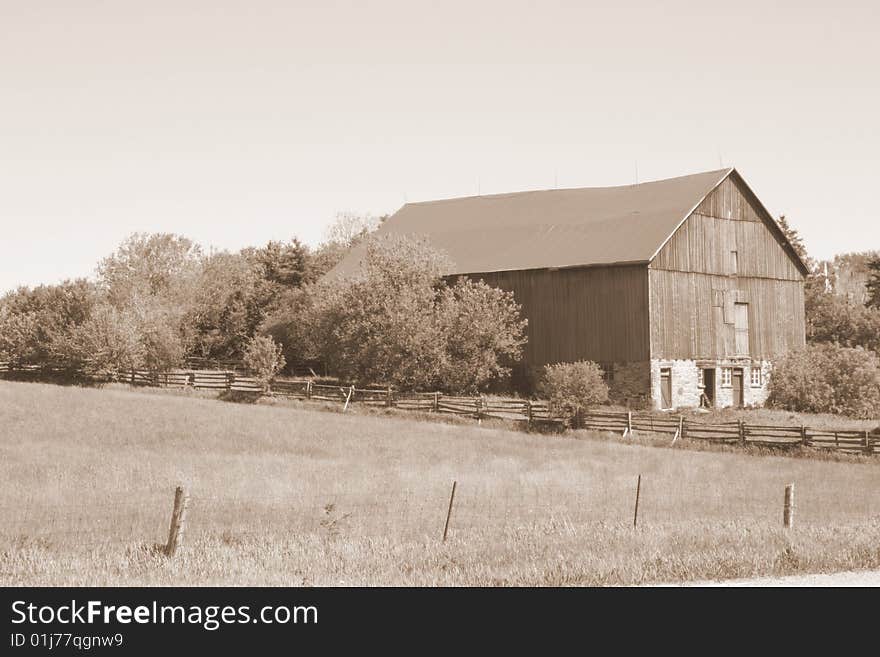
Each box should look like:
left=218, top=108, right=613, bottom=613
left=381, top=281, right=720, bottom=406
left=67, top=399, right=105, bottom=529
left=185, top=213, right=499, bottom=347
left=649, top=358, right=772, bottom=410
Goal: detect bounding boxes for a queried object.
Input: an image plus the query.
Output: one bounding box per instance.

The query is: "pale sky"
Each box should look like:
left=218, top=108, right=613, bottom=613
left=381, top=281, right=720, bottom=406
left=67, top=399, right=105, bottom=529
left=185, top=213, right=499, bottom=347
left=2, top=0, right=878, bottom=294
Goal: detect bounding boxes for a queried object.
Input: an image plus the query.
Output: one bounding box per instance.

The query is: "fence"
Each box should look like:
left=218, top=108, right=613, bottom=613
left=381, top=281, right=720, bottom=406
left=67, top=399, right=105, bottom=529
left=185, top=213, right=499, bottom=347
left=0, top=477, right=809, bottom=557
left=0, top=360, right=876, bottom=456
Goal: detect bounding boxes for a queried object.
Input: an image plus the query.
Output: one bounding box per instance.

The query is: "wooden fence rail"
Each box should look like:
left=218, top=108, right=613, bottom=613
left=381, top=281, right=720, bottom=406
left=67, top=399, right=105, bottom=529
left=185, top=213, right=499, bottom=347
left=1, top=360, right=876, bottom=456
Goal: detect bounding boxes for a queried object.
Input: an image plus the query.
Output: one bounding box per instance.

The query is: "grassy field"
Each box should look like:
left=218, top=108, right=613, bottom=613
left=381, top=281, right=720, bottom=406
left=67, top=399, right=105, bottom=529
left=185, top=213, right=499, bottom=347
left=1, top=380, right=879, bottom=586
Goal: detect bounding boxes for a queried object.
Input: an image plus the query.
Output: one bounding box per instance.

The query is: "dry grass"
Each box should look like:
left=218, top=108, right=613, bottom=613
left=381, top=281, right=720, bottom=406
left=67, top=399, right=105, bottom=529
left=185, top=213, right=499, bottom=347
left=1, top=380, right=879, bottom=586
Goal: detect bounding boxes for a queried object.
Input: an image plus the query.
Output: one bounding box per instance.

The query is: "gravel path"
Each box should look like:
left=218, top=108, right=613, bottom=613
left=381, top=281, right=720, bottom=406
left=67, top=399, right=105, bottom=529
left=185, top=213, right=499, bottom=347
left=674, top=569, right=880, bottom=587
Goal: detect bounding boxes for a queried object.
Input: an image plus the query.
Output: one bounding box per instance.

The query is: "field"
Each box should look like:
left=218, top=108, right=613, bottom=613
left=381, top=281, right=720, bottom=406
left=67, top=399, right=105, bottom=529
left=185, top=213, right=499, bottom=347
left=1, top=380, right=879, bottom=586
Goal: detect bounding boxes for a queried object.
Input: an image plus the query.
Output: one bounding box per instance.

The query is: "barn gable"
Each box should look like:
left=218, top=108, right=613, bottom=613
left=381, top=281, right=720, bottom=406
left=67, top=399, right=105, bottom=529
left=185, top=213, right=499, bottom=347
left=650, top=170, right=808, bottom=280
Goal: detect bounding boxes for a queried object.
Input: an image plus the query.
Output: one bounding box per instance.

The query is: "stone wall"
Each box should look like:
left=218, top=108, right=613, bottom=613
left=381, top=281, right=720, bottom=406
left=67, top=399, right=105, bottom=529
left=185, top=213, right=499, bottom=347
left=649, top=359, right=773, bottom=410
left=607, top=361, right=651, bottom=409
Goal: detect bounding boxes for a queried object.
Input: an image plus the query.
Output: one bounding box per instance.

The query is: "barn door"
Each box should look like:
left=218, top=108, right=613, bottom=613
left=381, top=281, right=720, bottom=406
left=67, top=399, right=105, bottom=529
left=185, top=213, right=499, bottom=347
left=734, top=303, right=749, bottom=355
left=660, top=368, right=672, bottom=409
left=732, top=368, right=744, bottom=408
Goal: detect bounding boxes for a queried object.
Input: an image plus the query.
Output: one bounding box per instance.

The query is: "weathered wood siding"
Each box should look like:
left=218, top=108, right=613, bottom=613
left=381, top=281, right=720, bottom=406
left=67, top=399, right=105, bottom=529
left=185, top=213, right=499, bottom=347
left=652, top=176, right=802, bottom=280
left=649, top=270, right=805, bottom=359
left=463, top=265, right=650, bottom=365
left=650, top=173, right=806, bottom=360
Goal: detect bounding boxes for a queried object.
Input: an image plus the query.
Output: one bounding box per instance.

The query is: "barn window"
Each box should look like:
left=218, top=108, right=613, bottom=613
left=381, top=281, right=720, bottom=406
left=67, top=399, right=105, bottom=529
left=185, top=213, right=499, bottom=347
left=750, top=367, right=762, bottom=387
left=721, top=368, right=732, bottom=387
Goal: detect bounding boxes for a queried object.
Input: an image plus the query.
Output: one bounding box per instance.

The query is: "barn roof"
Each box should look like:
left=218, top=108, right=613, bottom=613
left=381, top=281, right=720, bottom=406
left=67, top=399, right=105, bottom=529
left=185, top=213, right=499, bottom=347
left=331, top=168, right=807, bottom=277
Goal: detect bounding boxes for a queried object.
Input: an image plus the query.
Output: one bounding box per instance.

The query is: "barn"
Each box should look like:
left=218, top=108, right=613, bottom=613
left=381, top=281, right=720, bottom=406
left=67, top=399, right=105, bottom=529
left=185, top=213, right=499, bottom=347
left=334, top=168, right=808, bottom=410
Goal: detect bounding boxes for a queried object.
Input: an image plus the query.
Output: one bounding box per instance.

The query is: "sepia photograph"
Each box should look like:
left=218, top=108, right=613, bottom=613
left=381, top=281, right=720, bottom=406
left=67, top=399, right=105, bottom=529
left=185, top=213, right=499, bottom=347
left=1, top=0, right=879, bottom=649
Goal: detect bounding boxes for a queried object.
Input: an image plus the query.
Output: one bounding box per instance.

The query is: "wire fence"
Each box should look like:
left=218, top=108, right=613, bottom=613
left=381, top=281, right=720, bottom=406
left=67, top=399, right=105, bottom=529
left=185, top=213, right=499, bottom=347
left=4, top=473, right=874, bottom=556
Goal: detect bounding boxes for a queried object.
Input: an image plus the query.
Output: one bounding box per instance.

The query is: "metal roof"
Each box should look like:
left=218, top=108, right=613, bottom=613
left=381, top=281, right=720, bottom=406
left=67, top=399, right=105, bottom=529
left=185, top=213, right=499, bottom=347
left=330, top=168, right=803, bottom=277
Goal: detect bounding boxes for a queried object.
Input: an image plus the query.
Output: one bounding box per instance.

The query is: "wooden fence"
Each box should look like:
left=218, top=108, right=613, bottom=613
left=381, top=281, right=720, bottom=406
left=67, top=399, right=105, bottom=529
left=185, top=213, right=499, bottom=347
left=1, top=360, right=876, bottom=456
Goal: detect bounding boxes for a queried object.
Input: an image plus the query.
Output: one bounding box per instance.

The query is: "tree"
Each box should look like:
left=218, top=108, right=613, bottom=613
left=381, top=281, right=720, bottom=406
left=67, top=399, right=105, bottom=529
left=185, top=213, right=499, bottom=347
left=777, top=215, right=811, bottom=267
left=0, top=308, right=40, bottom=363
left=270, top=234, right=528, bottom=392
left=767, top=344, right=880, bottom=418
left=323, top=212, right=383, bottom=249
left=251, top=238, right=310, bottom=288
left=0, top=280, right=97, bottom=365
left=306, top=212, right=388, bottom=281
left=538, top=361, right=609, bottom=427
left=98, top=233, right=201, bottom=308
left=183, top=251, right=273, bottom=360
left=866, top=256, right=880, bottom=309
left=434, top=278, right=527, bottom=392
left=806, top=290, right=880, bottom=354
left=242, top=335, right=286, bottom=393
left=65, top=304, right=146, bottom=378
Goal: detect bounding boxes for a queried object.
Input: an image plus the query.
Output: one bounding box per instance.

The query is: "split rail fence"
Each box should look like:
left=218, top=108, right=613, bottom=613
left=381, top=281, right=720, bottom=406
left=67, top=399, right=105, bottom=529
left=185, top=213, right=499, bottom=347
left=1, top=361, right=876, bottom=456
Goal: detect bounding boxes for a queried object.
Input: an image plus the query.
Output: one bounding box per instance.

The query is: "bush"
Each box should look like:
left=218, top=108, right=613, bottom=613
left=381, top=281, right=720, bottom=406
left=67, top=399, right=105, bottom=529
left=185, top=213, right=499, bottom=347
left=243, top=335, right=286, bottom=393
left=538, top=361, right=609, bottom=426
left=767, top=344, right=880, bottom=418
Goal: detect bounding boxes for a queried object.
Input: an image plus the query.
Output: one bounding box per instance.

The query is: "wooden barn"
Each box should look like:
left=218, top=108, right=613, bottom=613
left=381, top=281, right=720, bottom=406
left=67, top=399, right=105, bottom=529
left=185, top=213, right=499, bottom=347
left=333, top=168, right=808, bottom=409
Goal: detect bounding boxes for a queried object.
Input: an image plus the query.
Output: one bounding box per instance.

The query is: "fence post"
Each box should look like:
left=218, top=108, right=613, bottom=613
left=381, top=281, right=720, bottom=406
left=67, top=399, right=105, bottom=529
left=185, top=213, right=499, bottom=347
left=130, top=368, right=135, bottom=385
left=624, top=411, right=632, bottom=437
left=672, top=415, right=683, bottom=443
left=864, top=431, right=872, bottom=456
left=433, top=392, right=440, bottom=413
left=442, top=480, right=457, bottom=542
left=306, top=380, right=312, bottom=400
left=475, top=397, right=482, bottom=422
left=738, top=419, right=746, bottom=445
left=783, top=483, right=794, bottom=529
left=342, top=385, right=354, bottom=412
left=801, top=425, right=808, bottom=447
left=226, top=371, right=234, bottom=391
left=633, top=474, right=642, bottom=528
left=386, top=386, right=393, bottom=408
left=526, top=400, right=533, bottom=427
left=681, top=417, right=687, bottom=440
left=164, top=486, right=189, bottom=557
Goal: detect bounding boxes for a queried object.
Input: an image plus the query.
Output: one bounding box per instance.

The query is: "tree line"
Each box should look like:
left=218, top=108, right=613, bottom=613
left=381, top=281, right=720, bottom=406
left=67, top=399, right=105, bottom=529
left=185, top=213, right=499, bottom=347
left=0, top=213, right=530, bottom=395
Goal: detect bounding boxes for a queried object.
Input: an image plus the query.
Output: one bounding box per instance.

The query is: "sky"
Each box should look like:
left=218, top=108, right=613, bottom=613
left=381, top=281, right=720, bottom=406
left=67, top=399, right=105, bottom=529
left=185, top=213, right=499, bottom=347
left=1, top=0, right=878, bottom=294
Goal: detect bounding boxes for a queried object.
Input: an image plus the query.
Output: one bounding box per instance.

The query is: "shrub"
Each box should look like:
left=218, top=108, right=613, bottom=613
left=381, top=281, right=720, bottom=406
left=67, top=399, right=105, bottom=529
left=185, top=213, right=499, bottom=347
left=243, top=335, right=286, bottom=393
left=767, top=344, right=880, bottom=418
left=538, top=361, right=609, bottom=427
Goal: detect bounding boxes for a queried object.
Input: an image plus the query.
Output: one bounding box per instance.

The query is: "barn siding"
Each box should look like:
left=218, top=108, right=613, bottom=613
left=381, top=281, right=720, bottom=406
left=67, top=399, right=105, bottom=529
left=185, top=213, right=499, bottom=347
left=648, top=270, right=805, bottom=360
left=462, top=265, right=650, bottom=366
